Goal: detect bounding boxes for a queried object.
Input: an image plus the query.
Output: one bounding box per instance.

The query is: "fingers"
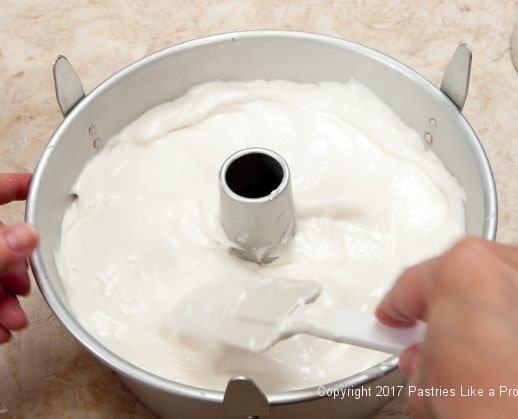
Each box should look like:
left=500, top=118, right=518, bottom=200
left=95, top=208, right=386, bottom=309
left=0, top=262, right=30, bottom=295
left=0, top=325, right=11, bottom=343
left=0, top=173, right=32, bottom=205
left=0, top=223, right=39, bottom=273
left=376, top=238, right=518, bottom=329
left=0, top=222, right=37, bottom=345
left=375, top=257, right=439, bottom=327
left=0, top=289, right=27, bottom=331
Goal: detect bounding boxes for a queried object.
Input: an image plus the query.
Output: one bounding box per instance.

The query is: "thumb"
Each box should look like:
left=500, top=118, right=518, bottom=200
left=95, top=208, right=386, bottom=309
left=0, top=224, right=38, bottom=273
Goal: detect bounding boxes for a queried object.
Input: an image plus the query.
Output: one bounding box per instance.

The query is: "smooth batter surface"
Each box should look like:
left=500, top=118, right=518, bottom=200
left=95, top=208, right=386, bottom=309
left=56, top=80, right=465, bottom=392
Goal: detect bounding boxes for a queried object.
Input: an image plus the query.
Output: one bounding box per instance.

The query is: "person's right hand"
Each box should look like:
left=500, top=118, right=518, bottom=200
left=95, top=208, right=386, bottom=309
left=376, top=237, right=518, bottom=419
left=0, top=173, right=39, bottom=343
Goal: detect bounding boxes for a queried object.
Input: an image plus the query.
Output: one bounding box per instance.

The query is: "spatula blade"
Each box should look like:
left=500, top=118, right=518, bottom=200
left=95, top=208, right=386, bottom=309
left=170, top=276, right=322, bottom=352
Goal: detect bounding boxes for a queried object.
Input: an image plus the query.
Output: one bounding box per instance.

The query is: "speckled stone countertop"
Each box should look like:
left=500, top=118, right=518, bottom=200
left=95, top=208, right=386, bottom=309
left=0, top=1, right=517, bottom=418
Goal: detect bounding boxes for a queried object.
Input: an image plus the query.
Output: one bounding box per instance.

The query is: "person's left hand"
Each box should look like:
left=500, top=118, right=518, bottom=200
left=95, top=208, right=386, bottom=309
left=0, top=173, right=39, bottom=343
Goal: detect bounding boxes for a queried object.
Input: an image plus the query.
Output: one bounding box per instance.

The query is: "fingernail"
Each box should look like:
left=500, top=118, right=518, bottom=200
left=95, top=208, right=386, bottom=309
left=3, top=224, right=37, bottom=253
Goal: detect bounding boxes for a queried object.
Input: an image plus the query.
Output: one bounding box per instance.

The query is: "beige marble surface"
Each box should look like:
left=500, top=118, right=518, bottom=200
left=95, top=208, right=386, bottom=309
left=0, top=0, right=517, bottom=418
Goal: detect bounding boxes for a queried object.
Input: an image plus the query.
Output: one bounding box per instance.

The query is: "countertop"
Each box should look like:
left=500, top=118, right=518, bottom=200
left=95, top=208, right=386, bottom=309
left=0, top=1, right=517, bottom=417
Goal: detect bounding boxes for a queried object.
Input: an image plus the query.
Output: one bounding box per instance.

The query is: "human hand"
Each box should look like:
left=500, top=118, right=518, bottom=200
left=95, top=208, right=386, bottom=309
left=0, top=173, right=39, bottom=343
left=376, top=237, right=518, bottom=419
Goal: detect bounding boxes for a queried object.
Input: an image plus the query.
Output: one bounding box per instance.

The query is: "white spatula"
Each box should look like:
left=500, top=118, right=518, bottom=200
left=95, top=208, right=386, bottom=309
left=170, top=276, right=426, bottom=354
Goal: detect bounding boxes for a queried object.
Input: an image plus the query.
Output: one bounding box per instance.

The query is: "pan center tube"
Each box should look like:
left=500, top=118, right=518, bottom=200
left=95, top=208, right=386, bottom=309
left=219, top=148, right=295, bottom=264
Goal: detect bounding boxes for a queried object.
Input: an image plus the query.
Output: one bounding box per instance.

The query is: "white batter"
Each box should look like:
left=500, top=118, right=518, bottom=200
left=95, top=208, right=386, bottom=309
left=56, top=80, right=465, bottom=392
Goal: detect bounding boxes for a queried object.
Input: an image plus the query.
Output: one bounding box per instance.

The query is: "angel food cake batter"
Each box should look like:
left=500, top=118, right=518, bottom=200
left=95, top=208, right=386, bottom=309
left=56, top=80, right=465, bottom=392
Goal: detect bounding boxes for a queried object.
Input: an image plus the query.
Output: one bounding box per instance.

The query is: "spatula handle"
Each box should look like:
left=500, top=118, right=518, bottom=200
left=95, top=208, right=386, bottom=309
left=292, top=306, right=426, bottom=354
